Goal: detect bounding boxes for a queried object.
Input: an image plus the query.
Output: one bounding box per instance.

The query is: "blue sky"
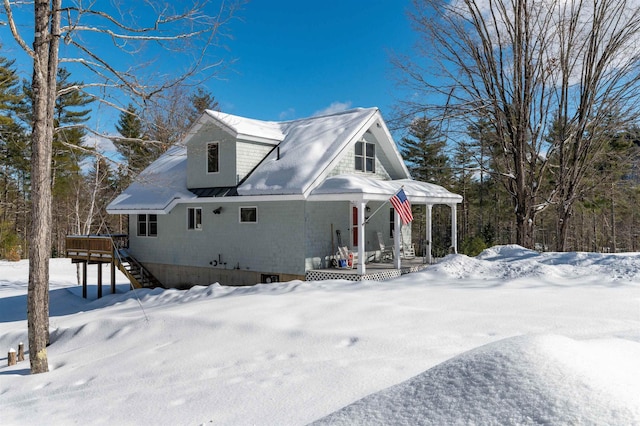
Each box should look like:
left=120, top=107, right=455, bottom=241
left=214, top=0, right=417, bottom=122
left=1, top=1, right=417, bottom=132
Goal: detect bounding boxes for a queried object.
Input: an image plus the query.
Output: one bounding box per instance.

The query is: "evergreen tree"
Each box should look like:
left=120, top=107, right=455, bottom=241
left=189, top=87, right=218, bottom=124
left=0, top=50, right=28, bottom=175
left=112, top=104, right=155, bottom=178
left=52, top=68, right=93, bottom=192
left=399, top=117, right=452, bottom=184
left=0, top=49, right=29, bottom=260
left=22, top=67, right=93, bottom=192
left=0, top=50, right=23, bottom=127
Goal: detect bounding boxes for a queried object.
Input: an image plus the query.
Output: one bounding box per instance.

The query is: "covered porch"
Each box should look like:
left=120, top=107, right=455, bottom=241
left=306, top=256, right=430, bottom=282
left=307, top=175, right=463, bottom=278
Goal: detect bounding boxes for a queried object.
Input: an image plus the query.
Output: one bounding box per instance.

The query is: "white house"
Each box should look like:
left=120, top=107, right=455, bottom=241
left=106, top=107, right=463, bottom=287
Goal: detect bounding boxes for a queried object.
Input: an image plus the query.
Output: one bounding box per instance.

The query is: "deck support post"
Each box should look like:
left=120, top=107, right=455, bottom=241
left=97, top=263, right=103, bottom=299
left=82, top=261, right=87, bottom=299
left=111, top=258, right=116, bottom=294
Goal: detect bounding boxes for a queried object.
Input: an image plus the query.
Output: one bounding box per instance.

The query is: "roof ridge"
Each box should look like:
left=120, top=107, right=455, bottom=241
left=280, top=106, right=377, bottom=124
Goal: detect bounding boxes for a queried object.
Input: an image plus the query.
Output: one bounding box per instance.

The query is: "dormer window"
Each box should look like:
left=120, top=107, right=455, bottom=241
left=355, top=140, right=375, bottom=173
left=207, top=142, right=219, bottom=173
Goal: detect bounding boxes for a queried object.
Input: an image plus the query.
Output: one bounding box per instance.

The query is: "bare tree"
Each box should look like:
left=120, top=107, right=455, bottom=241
left=396, top=0, right=640, bottom=249
left=547, top=0, right=640, bottom=250
left=2, top=0, right=240, bottom=374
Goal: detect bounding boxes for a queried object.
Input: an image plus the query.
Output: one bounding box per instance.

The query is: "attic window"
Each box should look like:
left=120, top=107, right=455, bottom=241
left=355, top=141, right=375, bottom=173
left=207, top=142, right=219, bottom=173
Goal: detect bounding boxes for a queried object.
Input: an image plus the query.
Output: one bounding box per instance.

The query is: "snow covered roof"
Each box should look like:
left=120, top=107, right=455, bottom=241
left=238, top=107, right=390, bottom=196
left=107, top=107, right=458, bottom=214
left=204, top=110, right=284, bottom=144
left=309, top=176, right=463, bottom=204
left=107, top=145, right=195, bottom=214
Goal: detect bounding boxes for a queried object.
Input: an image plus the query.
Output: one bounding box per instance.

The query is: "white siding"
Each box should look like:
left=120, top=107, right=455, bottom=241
left=129, top=200, right=307, bottom=281
left=186, top=123, right=237, bottom=188
left=236, top=141, right=274, bottom=181
left=329, top=142, right=391, bottom=180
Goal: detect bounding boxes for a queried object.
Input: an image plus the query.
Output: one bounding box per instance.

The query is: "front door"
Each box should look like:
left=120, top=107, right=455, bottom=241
left=352, top=206, right=358, bottom=247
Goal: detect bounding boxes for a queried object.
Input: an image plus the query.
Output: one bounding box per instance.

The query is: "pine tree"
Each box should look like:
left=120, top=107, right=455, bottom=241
left=51, top=68, right=93, bottom=192
left=189, top=87, right=218, bottom=124
left=399, top=117, right=452, bottom=184
left=113, top=104, right=154, bottom=177
left=0, top=48, right=29, bottom=260
left=0, top=50, right=23, bottom=127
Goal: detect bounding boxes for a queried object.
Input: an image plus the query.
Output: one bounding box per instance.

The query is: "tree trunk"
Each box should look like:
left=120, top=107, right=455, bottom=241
left=28, top=0, right=61, bottom=375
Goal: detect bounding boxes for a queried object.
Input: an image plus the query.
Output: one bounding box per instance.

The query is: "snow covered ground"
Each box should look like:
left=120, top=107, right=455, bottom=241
left=0, top=245, right=638, bottom=425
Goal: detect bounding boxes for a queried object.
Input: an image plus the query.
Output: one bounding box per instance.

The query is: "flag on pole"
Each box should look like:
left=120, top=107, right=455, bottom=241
left=390, top=188, right=413, bottom=225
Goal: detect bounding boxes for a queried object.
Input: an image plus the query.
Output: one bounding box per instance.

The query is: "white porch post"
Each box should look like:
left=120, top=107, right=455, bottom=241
left=394, top=209, right=401, bottom=269
left=357, top=201, right=366, bottom=274
left=425, top=204, right=433, bottom=264
left=450, top=203, right=458, bottom=254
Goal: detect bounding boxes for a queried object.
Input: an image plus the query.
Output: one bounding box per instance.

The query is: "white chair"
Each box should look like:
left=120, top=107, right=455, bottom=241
left=376, top=232, right=394, bottom=262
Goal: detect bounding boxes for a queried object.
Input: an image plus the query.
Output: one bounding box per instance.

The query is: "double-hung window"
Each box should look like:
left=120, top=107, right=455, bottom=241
left=355, top=141, right=375, bottom=173
left=187, top=207, right=202, bottom=230
left=207, top=142, right=219, bottom=173
left=137, top=214, right=158, bottom=237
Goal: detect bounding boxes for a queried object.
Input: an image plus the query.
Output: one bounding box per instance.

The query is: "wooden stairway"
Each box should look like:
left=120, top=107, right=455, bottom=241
left=115, top=249, right=164, bottom=289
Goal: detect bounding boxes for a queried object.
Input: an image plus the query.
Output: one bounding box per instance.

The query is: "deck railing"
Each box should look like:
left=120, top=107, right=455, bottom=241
left=65, top=234, right=129, bottom=260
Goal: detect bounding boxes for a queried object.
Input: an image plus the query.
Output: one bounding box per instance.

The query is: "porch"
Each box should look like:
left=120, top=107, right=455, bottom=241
left=308, top=175, right=463, bottom=277
left=306, top=257, right=431, bottom=282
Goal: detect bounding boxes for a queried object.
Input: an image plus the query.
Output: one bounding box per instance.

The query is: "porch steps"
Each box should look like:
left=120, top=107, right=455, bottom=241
left=115, top=249, right=164, bottom=289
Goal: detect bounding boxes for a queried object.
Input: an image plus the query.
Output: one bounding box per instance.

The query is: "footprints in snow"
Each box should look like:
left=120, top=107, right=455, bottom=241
left=337, top=336, right=359, bottom=348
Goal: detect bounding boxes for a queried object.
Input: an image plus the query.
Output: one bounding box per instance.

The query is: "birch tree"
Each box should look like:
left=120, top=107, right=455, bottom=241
left=397, top=0, right=640, bottom=249
left=2, top=0, right=240, bottom=374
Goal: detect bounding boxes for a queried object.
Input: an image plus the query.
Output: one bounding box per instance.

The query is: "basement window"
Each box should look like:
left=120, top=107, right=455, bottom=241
left=239, top=207, right=257, bottom=223
left=137, top=214, right=157, bottom=237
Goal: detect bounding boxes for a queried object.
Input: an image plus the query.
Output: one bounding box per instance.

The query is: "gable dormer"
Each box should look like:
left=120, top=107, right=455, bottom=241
left=186, top=111, right=283, bottom=189
left=326, top=117, right=409, bottom=182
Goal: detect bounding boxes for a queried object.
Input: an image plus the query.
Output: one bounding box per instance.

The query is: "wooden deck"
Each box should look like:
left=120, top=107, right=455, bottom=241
left=65, top=234, right=162, bottom=297
left=65, top=234, right=128, bottom=263
left=65, top=234, right=128, bottom=298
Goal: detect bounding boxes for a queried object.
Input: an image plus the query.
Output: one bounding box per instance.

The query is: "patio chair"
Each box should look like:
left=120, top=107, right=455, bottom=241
left=400, top=234, right=416, bottom=259
left=376, top=232, right=394, bottom=262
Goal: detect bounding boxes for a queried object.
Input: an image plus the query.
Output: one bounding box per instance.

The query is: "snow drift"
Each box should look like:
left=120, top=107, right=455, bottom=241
left=313, top=334, right=640, bottom=425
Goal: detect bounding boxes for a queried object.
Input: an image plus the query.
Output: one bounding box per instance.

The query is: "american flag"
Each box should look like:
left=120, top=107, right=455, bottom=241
left=390, top=188, right=413, bottom=225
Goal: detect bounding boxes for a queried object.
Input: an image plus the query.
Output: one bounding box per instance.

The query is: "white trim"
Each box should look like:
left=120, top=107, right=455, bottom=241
left=107, top=194, right=307, bottom=215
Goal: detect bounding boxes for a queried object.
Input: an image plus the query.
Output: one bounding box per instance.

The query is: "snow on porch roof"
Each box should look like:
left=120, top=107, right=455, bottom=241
left=309, top=175, right=463, bottom=204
